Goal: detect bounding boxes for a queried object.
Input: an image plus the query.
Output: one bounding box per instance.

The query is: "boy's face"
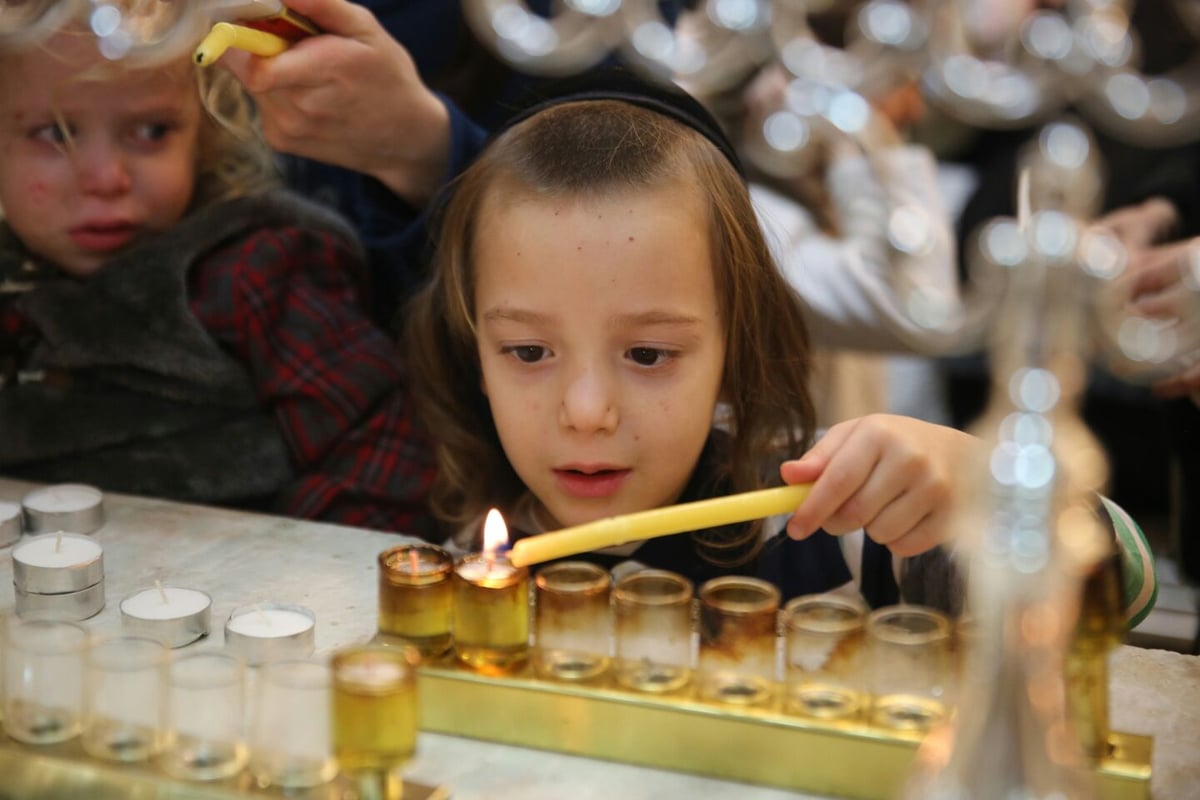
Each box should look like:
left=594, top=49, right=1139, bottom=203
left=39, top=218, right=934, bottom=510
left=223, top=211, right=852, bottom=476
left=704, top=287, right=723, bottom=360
left=0, top=39, right=201, bottom=277
left=473, top=182, right=727, bottom=530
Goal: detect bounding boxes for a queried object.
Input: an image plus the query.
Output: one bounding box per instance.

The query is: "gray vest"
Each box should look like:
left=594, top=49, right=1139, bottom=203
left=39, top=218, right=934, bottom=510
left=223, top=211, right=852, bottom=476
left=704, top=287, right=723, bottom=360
left=0, top=191, right=359, bottom=506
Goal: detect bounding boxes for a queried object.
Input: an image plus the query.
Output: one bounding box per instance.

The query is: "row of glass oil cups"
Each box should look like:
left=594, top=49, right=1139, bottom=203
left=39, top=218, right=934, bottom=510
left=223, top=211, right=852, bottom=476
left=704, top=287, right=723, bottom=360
left=0, top=611, right=420, bottom=792
left=379, top=544, right=965, bottom=734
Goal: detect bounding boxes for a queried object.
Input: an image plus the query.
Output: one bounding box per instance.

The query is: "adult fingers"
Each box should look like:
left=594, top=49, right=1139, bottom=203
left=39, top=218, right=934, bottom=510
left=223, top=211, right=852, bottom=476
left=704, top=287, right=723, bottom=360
left=1131, top=284, right=1191, bottom=318
left=276, top=0, right=379, bottom=39
left=1153, top=360, right=1200, bottom=397
left=217, top=36, right=328, bottom=94
left=1126, top=241, right=1191, bottom=294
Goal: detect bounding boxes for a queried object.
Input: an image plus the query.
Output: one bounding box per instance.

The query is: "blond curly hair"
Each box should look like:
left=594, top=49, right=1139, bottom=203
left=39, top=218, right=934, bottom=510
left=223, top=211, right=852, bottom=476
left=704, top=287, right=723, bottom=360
left=0, top=28, right=277, bottom=216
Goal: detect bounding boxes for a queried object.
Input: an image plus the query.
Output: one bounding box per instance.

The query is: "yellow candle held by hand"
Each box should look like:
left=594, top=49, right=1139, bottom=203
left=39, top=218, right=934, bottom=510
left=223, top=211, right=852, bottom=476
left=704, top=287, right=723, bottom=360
left=509, top=484, right=812, bottom=568
left=194, top=23, right=291, bottom=66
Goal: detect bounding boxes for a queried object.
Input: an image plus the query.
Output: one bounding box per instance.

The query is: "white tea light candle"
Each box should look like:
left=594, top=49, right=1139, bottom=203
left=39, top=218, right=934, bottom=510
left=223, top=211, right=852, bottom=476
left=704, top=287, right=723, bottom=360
left=227, top=607, right=314, bottom=638
left=122, top=586, right=210, bottom=620
left=0, top=500, right=21, bottom=547
left=12, top=532, right=104, bottom=594
left=22, top=483, right=105, bottom=534
left=120, top=585, right=212, bottom=648
left=224, top=603, right=316, bottom=665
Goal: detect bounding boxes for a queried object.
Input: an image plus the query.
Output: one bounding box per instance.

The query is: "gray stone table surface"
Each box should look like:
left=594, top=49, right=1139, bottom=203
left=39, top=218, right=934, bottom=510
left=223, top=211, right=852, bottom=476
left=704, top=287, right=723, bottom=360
left=1, top=479, right=1197, bottom=799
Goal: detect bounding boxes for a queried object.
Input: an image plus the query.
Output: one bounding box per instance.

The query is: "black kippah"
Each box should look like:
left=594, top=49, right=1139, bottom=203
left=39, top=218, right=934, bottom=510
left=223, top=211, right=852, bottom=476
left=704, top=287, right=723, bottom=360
left=495, top=66, right=745, bottom=178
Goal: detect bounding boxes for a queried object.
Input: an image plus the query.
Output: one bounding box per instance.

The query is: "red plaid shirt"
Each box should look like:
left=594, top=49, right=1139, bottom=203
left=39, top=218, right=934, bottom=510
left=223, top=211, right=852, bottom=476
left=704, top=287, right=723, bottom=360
left=188, top=224, right=437, bottom=537
left=1, top=224, right=438, bottom=538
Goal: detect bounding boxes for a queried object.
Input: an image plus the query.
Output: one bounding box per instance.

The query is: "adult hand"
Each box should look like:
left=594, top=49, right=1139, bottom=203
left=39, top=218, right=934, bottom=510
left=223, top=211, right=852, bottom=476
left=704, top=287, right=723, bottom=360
left=781, top=414, right=981, bottom=557
left=1098, top=196, right=1180, bottom=250
left=1123, top=236, right=1200, bottom=398
left=219, top=0, right=451, bottom=208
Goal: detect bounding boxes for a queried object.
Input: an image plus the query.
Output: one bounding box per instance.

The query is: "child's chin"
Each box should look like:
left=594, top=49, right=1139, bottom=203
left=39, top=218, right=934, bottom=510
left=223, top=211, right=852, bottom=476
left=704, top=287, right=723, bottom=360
left=54, top=254, right=109, bottom=278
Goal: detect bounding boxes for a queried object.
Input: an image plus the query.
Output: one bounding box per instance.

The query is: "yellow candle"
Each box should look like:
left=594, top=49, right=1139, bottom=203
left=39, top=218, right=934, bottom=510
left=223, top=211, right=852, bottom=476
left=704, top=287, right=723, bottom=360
left=509, top=484, right=812, bottom=568
left=194, top=23, right=290, bottom=66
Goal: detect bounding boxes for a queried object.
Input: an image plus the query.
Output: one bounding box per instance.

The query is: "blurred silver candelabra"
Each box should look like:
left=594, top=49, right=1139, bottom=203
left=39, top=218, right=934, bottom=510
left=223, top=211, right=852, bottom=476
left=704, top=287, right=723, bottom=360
left=458, top=1, right=1200, bottom=372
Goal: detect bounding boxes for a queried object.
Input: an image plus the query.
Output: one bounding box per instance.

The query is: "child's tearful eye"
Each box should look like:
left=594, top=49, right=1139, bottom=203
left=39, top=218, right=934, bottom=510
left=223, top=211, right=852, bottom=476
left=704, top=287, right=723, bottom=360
left=31, top=122, right=72, bottom=146
left=133, top=122, right=172, bottom=143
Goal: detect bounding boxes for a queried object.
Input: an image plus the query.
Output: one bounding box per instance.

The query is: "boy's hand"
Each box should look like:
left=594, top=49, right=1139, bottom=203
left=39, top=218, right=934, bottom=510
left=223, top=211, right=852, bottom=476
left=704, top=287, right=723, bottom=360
left=782, top=414, right=981, bottom=557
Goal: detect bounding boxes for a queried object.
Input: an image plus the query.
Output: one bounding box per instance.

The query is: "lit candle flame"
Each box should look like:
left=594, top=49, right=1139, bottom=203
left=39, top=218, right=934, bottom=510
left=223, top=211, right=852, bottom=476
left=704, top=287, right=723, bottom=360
left=483, top=508, right=508, bottom=570
left=409, top=548, right=421, bottom=574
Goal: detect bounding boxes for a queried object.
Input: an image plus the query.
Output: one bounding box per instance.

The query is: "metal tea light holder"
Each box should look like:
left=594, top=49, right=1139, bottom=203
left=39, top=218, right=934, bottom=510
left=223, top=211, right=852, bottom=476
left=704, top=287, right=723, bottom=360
left=11, top=531, right=106, bottom=620
left=21, top=483, right=105, bottom=535
left=223, top=602, right=316, bottom=666
left=0, top=500, right=22, bottom=548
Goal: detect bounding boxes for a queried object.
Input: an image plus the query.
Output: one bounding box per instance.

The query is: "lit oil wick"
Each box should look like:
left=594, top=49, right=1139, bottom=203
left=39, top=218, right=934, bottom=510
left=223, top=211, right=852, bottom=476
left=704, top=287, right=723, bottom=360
left=483, top=508, right=507, bottom=573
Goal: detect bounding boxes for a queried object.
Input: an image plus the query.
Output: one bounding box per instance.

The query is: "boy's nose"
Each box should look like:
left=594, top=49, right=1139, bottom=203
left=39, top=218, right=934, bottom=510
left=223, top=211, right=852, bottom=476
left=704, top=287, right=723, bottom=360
left=559, top=368, right=619, bottom=434
left=74, top=141, right=132, bottom=197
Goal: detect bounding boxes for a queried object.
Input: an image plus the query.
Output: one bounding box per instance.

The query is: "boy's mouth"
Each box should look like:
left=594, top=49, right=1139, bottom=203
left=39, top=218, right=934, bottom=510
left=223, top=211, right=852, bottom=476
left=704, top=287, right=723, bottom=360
left=69, top=222, right=138, bottom=253
left=553, top=467, right=631, bottom=499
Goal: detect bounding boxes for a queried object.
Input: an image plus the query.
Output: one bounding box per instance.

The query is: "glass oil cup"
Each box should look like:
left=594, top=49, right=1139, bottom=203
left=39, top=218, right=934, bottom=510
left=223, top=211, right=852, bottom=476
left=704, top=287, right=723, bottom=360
left=2, top=617, right=89, bottom=744
left=82, top=634, right=167, bottom=761
left=331, top=646, right=419, bottom=775
left=865, top=605, right=953, bottom=732
left=159, top=651, right=248, bottom=780
left=452, top=555, right=530, bottom=673
left=782, top=594, right=866, bottom=720
left=612, top=570, right=694, bottom=695
left=533, top=561, right=612, bottom=682
left=696, top=576, right=781, bottom=707
left=378, top=544, right=454, bottom=660
left=248, top=659, right=337, bottom=789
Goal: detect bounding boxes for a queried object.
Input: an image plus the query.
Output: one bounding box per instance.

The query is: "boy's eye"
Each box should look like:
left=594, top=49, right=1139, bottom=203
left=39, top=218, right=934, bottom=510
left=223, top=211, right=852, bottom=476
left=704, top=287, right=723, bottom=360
left=628, top=347, right=671, bottom=367
left=504, top=345, right=548, bottom=364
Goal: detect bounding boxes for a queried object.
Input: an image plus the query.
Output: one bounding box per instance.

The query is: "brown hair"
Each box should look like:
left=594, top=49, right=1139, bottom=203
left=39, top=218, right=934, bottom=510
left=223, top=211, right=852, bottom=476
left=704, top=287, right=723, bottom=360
left=405, top=99, right=815, bottom=566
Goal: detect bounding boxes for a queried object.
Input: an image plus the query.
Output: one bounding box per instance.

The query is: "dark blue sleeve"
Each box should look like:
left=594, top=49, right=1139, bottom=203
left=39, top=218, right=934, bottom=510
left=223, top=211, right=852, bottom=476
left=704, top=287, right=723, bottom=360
left=346, top=95, right=488, bottom=319
left=282, top=94, right=487, bottom=323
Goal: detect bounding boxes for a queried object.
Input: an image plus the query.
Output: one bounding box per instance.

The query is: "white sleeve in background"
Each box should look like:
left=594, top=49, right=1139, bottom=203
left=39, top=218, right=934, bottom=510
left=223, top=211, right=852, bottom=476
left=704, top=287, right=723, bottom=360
left=752, top=145, right=965, bottom=354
